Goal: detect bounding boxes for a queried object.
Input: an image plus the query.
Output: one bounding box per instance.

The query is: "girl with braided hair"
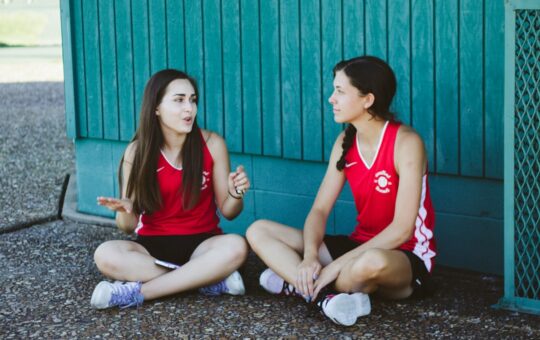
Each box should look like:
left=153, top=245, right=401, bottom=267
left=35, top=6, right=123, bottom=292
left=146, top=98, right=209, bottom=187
left=247, top=56, right=436, bottom=326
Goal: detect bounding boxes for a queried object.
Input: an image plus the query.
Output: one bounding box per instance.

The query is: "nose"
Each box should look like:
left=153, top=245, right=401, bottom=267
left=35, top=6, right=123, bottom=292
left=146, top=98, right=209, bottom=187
left=183, top=100, right=194, bottom=112
left=328, top=92, right=336, bottom=105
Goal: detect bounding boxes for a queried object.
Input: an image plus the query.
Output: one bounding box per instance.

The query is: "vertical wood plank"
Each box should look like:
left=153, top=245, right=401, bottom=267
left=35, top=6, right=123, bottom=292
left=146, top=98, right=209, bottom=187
left=184, top=0, right=206, bottom=127
left=435, top=0, right=459, bottom=174
left=132, top=0, right=150, bottom=127
left=484, top=0, right=504, bottom=179
left=222, top=0, right=243, bottom=152
left=203, top=0, right=224, bottom=135
left=321, top=0, right=343, bottom=161
left=71, top=0, right=87, bottom=137
left=260, top=0, right=281, bottom=157
left=459, top=0, right=483, bottom=176
left=166, top=0, right=185, bottom=71
left=60, top=1, right=86, bottom=138
left=82, top=0, right=103, bottom=138
left=149, top=0, right=167, bottom=73
left=388, top=0, right=411, bottom=125
left=343, top=0, right=365, bottom=59
left=60, top=0, right=76, bottom=138
left=281, top=0, right=301, bottom=159
left=301, top=0, right=322, bottom=161
left=115, top=0, right=136, bottom=141
left=365, top=0, right=387, bottom=59
left=411, top=0, right=435, bottom=167
left=99, top=0, right=119, bottom=140
left=241, top=0, right=262, bottom=154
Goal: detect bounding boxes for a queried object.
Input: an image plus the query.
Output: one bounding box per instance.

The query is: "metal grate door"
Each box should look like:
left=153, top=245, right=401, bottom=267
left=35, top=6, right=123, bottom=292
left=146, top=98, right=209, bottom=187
left=497, top=0, right=540, bottom=315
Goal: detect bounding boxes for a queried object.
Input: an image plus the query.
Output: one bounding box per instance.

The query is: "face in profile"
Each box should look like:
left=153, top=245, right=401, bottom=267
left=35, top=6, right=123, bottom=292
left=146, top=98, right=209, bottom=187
left=328, top=70, right=372, bottom=124
left=155, top=79, right=198, bottom=135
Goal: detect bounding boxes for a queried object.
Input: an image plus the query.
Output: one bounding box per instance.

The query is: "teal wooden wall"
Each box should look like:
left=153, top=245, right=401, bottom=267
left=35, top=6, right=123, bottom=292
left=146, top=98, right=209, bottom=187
left=61, top=0, right=505, bottom=274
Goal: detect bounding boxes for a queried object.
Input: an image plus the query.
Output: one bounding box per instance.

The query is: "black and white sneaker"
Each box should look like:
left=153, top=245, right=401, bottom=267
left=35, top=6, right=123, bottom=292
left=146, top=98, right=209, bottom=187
left=259, top=268, right=300, bottom=296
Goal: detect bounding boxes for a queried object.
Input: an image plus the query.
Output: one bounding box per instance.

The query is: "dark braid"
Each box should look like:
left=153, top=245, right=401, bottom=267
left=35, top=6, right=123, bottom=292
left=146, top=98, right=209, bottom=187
left=336, top=124, right=357, bottom=171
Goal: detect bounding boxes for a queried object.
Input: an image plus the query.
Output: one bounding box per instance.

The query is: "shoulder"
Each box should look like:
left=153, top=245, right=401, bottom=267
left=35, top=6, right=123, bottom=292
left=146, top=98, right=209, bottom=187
left=395, top=124, right=425, bottom=155
left=394, top=124, right=426, bottom=172
left=200, top=129, right=227, bottom=157
left=123, top=141, right=138, bottom=164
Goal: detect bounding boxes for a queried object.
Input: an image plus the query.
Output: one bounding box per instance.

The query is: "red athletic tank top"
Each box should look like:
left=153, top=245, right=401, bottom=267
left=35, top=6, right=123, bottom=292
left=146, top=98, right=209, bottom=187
left=135, top=135, right=222, bottom=236
left=343, top=121, right=436, bottom=272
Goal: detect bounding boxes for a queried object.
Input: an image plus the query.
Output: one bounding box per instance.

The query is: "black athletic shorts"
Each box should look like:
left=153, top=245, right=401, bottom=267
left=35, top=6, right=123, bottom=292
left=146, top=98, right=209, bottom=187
left=135, top=233, right=218, bottom=266
left=323, top=234, right=432, bottom=298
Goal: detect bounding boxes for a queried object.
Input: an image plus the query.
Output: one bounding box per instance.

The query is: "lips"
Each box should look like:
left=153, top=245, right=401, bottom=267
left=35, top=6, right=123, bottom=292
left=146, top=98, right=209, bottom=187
left=183, top=116, right=193, bottom=123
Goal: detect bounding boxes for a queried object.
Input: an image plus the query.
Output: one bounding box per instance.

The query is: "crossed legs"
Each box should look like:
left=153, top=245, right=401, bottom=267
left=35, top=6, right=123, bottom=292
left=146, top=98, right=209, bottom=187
left=93, top=234, right=248, bottom=300
left=246, top=219, right=414, bottom=300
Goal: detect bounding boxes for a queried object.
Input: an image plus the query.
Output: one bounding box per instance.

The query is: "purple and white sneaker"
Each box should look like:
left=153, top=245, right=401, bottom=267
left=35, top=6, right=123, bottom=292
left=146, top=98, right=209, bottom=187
left=90, top=281, right=144, bottom=309
left=199, top=271, right=245, bottom=296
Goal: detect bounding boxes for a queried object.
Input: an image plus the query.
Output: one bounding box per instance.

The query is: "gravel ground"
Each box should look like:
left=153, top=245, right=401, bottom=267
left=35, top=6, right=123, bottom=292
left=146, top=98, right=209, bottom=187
left=0, top=59, right=74, bottom=232
left=0, top=56, right=538, bottom=338
left=0, top=221, right=539, bottom=339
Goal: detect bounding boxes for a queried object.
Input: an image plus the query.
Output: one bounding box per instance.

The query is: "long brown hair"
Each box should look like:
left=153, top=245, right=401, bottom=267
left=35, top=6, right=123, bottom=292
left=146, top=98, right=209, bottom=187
left=334, top=56, right=397, bottom=171
left=120, top=69, right=203, bottom=214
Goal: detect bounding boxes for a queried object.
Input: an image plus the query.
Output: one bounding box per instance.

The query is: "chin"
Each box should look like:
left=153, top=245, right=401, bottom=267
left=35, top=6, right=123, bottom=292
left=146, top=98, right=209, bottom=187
left=333, top=116, right=345, bottom=123
left=181, top=126, right=193, bottom=134
left=171, top=126, right=193, bottom=135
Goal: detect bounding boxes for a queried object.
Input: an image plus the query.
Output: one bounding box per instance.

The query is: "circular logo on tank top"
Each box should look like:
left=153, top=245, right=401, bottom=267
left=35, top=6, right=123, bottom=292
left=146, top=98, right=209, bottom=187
left=201, top=171, right=210, bottom=191
left=374, top=170, right=392, bottom=194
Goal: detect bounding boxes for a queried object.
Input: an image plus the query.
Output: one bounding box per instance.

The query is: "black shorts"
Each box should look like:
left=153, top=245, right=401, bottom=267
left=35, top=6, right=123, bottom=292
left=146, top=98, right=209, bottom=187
left=323, top=235, right=432, bottom=298
left=135, top=233, right=217, bottom=266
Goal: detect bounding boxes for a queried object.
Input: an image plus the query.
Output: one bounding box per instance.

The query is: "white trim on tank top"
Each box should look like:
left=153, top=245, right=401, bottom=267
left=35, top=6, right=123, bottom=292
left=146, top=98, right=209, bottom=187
left=160, top=149, right=183, bottom=171
left=356, top=121, right=389, bottom=169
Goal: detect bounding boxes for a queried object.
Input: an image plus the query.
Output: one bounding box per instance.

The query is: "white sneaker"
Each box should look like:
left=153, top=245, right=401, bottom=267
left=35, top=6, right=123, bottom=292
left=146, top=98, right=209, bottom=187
left=318, top=292, right=371, bottom=326
left=199, top=271, right=245, bottom=296
left=223, top=270, right=245, bottom=295
left=90, top=281, right=143, bottom=309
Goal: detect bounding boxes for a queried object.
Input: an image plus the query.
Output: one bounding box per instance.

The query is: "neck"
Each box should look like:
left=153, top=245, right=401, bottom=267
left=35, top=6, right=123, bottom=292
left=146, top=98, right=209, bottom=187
left=351, top=114, right=387, bottom=146
left=161, top=130, right=188, bottom=154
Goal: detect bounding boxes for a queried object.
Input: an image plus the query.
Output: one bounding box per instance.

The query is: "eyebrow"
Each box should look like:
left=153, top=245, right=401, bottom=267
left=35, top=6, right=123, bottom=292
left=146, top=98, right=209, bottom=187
left=172, top=93, right=196, bottom=97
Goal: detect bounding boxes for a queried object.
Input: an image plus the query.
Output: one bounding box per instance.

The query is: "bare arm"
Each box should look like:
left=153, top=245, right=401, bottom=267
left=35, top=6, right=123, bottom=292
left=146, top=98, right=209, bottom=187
left=97, top=142, right=138, bottom=234
left=296, top=133, right=347, bottom=298
left=303, top=133, right=347, bottom=260
left=206, top=131, right=250, bottom=220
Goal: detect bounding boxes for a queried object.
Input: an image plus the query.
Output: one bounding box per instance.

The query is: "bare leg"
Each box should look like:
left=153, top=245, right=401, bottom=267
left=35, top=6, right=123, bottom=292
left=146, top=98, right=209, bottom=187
left=334, top=248, right=414, bottom=299
left=246, top=219, right=332, bottom=285
left=94, top=240, right=168, bottom=282
left=93, top=234, right=248, bottom=301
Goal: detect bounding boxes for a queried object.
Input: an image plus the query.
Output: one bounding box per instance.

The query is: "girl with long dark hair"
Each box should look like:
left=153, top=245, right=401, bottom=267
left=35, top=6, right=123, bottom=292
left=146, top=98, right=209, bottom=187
left=247, top=56, right=436, bottom=326
left=90, top=69, right=250, bottom=309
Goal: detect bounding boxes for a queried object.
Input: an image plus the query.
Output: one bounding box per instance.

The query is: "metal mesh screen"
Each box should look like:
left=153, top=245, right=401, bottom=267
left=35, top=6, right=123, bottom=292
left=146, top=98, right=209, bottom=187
left=514, top=9, right=540, bottom=300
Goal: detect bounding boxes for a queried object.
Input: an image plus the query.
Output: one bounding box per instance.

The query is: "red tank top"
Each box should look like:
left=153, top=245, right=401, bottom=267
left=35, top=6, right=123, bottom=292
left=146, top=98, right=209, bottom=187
left=135, top=135, right=222, bottom=236
left=343, top=121, right=436, bottom=272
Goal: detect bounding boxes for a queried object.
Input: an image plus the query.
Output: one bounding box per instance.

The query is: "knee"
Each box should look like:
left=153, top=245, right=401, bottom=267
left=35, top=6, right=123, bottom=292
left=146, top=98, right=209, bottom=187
left=350, top=249, right=389, bottom=282
left=245, top=219, right=271, bottom=247
left=94, top=241, right=119, bottom=274
left=222, top=235, right=249, bottom=266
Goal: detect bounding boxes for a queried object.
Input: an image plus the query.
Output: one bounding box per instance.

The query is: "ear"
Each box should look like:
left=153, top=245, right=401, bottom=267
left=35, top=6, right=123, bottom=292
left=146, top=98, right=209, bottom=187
left=364, top=93, right=375, bottom=109
left=155, top=107, right=160, bottom=116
